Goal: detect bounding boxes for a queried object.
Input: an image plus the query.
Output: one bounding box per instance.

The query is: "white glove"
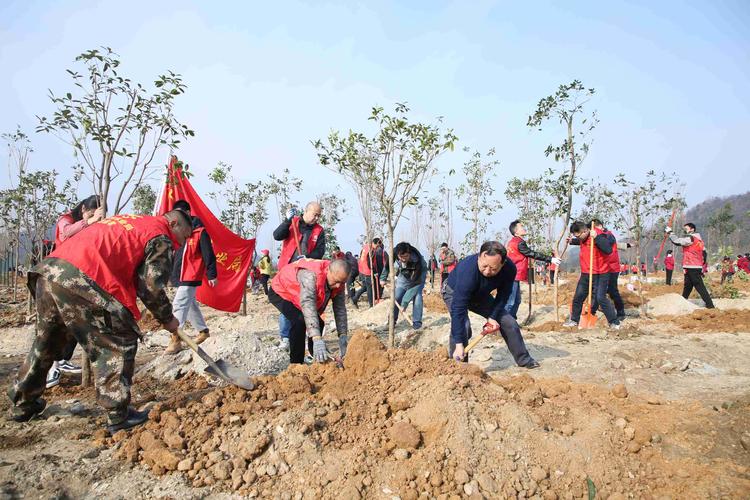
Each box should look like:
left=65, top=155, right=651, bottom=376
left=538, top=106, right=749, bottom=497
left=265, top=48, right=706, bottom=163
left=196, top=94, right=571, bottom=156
left=665, top=226, right=672, bottom=233
left=287, top=207, right=298, bottom=219
left=551, top=257, right=562, bottom=266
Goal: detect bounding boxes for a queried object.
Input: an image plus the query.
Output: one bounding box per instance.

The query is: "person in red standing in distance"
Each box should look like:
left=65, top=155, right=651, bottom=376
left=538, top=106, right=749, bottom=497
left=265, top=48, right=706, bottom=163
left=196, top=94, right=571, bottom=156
left=667, top=222, right=714, bottom=308
left=438, top=242, right=458, bottom=287
left=664, top=250, right=675, bottom=285
left=45, top=195, right=105, bottom=389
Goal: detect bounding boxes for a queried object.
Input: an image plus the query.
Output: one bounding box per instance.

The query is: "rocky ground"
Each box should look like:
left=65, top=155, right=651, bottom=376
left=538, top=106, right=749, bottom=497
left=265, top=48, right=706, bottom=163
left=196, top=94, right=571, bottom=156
left=0, top=272, right=749, bottom=499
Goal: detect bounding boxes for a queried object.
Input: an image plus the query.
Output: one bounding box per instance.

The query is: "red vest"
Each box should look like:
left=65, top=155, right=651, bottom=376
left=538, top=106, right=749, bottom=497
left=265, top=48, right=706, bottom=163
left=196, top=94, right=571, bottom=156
left=506, top=236, right=529, bottom=282
left=278, top=216, right=323, bottom=270
left=271, top=259, right=343, bottom=313
left=602, top=229, right=620, bottom=273
left=682, top=233, right=704, bottom=268
left=738, top=257, right=749, bottom=273
left=664, top=255, right=675, bottom=270
left=49, top=214, right=176, bottom=320
left=578, top=232, right=609, bottom=275
left=439, top=249, right=457, bottom=274
left=358, top=245, right=372, bottom=275
left=180, top=227, right=206, bottom=282
left=54, top=213, right=76, bottom=248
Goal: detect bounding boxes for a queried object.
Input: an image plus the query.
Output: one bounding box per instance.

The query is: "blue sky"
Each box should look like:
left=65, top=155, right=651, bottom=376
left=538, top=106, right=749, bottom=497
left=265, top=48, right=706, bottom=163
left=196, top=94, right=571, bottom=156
left=2, top=0, right=749, bottom=253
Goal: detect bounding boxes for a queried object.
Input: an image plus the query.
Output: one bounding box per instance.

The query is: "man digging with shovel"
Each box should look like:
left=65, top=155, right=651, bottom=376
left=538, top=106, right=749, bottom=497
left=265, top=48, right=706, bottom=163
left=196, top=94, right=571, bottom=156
left=267, top=258, right=350, bottom=364
left=7, top=211, right=192, bottom=433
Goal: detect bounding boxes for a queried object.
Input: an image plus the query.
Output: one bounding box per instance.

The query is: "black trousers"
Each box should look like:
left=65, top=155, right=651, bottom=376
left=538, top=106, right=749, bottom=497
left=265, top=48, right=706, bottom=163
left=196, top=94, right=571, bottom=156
left=666, top=269, right=673, bottom=285
left=591, top=272, right=624, bottom=316
left=346, top=273, right=358, bottom=297
left=259, top=274, right=270, bottom=295
left=572, top=274, right=617, bottom=324
left=549, top=270, right=556, bottom=284
left=353, top=274, right=381, bottom=307
left=682, top=268, right=714, bottom=308
left=442, top=285, right=532, bottom=366
left=267, top=288, right=318, bottom=363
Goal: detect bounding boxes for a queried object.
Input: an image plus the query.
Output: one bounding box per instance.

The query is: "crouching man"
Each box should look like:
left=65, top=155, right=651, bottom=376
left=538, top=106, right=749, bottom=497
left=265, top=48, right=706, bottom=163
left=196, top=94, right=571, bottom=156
left=267, top=258, right=350, bottom=364
left=8, top=211, right=192, bottom=433
left=442, top=241, right=539, bottom=369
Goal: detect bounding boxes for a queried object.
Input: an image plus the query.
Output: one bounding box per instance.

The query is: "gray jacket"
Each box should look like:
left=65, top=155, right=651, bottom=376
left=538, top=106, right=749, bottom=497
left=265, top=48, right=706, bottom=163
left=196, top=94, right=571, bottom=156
left=297, top=269, right=348, bottom=338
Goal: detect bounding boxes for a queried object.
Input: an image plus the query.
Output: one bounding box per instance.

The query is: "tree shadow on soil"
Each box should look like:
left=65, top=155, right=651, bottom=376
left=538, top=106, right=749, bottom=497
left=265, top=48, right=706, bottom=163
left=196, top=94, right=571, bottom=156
left=483, top=343, right=570, bottom=372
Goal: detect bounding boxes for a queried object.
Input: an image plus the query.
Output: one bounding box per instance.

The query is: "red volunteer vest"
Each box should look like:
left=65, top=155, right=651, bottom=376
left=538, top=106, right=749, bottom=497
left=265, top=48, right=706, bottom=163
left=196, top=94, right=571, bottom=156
left=602, top=229, right=621, bottom=273
left=271, top=259, right=343, bottom=313
left=358, top=245, right=372, bottom=275
left=578, top=232, right=609, bottom=275
left=278, top=216, right=323, bottom=270
left=180, top=227, right=206, bottom=282
left=664, top=255, right=675, bottom=270
left=682, top=233, right=705, bottom=268
left=49, top=215, right=176, bottom=320
left=738, top=257, right=749, bottom=273
left=54, top=213, right=76, bottom=248
left=506, top=236, right=529, bottom=282
left=439, top=249, right=456, bottom=274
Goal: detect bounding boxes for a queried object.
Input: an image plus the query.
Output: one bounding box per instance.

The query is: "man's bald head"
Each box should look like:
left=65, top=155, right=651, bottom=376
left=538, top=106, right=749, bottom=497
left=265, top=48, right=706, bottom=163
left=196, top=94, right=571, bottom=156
left=327, top=258, right=351, bottom=288
left=303, top=201, right=322, bottom=225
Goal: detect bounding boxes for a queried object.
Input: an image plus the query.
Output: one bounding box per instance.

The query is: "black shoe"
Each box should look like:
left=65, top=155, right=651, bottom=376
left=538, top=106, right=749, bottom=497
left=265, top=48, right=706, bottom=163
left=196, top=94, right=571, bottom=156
left=11, top=398, right=47, bottom=422
left=107, top=407, right=150, bottom=434
left=350, top=296, right=359, bottom=309
left=616, top=313, right=626, bottom=322
left=522, top=360, right=541, bottom=370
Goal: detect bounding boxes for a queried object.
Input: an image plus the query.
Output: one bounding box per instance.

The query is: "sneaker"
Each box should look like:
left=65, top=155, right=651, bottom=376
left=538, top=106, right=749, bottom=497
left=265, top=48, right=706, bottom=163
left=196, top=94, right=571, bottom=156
left=106, top=407, right=150, bottom=434
left=195, top=330, right=210, bottom=345
left=58, top=360, right=82, bottom=374
left=350, top=296, right=359, bottom=310
left=46, top=367, right=60, bottom=389
left=562, top=320, right=578, bottom=328
left=608, top=322, right=622, bottom=331
left=279, top=337, right=290, bottom=352
left=11, top=398, right=47, bottom=422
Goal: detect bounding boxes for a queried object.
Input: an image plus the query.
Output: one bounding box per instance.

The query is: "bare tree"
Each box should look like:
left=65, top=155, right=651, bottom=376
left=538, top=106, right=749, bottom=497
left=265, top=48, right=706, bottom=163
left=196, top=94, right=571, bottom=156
left=456, top=148, right=502, bottom=254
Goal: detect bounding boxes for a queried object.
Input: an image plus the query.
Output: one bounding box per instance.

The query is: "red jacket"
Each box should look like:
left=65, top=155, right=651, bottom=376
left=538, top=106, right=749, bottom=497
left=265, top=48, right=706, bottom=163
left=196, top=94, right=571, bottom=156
left=278, top=216, right=323, bottom=270
left=49, top=214, right=176, bottom=319
left=602, top=229, right=621, bottom=273
left=271, top=259, right=343, bottom=313
left=738, top=256, right=750, bottom=273
left=664, top=255, right=675, bottom=270
left=682, top=233, right=705, bottom=269
left=506, top=236, right=530, bottom=282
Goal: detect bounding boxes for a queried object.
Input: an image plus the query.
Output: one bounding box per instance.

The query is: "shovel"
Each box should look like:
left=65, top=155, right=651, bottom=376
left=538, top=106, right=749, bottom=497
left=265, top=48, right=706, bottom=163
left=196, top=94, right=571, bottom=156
left=175, top=329, right=255, bottom=390
left=455, top=322, right=500, bottom=361
left=579, top=221, right=598, bottom=329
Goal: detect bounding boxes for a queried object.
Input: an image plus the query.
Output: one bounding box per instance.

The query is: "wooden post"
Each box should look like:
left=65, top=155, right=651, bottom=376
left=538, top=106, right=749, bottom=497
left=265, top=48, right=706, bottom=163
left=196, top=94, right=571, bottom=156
left=81, top=353, right=92, bottom=387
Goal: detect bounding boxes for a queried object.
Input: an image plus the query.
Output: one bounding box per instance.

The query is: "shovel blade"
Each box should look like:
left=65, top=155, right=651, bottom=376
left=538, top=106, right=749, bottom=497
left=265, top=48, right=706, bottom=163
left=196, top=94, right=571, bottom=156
left=578, top=310, right=598, bottom=329
left=204, top=359, right=255, bottom=390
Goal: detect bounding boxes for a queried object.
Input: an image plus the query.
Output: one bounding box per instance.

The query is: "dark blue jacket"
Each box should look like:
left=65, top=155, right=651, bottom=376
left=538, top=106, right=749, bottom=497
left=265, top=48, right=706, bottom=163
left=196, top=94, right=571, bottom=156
left=445, top=253, right=516, bottom=344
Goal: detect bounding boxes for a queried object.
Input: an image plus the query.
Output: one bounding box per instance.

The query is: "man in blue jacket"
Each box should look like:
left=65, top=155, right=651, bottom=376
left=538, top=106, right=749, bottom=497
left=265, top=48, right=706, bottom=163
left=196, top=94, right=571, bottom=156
left=392, top=241, right=427, bottom=330
left=441, top=241, right=538, bottom=368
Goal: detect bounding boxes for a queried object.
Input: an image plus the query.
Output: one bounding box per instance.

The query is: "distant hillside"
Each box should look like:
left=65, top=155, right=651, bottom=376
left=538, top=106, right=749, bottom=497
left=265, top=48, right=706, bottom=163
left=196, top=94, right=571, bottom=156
left=684, top=191, right=750, bottom=255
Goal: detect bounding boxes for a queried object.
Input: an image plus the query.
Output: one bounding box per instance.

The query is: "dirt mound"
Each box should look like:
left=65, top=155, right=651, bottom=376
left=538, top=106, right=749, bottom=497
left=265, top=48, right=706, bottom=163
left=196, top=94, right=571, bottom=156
left=109, top=331, right=748, bottom=498
left=646, top=293, right=700, bottom=316
left=669, top=309, right=750, bottom=333
left=423, top=293, right=447, bottom=313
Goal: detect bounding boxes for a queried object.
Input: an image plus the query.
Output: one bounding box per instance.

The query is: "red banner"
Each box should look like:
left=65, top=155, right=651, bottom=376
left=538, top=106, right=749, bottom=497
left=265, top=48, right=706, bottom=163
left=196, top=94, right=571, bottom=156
left=157, top=156, right=255, bottom=312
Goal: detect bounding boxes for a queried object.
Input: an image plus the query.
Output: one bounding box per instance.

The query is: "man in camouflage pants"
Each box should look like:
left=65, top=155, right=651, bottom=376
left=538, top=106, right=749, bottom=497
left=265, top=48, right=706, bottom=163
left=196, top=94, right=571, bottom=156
left=7, top=211, right=191, bottom=433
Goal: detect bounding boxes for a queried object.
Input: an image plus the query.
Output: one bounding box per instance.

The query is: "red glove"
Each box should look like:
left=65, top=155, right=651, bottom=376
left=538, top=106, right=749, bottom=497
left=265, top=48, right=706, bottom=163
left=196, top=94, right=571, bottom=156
left=482, top=322, right=500, bottom=335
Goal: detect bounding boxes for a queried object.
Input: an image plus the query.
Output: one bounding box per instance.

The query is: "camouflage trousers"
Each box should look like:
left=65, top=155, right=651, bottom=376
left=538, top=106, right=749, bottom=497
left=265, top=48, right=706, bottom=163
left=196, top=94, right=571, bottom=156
left=7, top=276, right=139, bottom=424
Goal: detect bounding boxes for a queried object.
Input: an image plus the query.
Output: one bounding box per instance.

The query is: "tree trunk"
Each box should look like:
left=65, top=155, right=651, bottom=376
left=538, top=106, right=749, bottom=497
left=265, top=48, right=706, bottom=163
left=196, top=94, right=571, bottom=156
left=387, top=224, right=396, bottom=348
left=12, top=241, right=19, bottom=302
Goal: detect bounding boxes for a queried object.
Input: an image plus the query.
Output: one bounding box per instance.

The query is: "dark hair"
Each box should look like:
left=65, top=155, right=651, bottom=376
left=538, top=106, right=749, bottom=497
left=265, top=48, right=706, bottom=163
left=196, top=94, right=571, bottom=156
left=667, top=250, right=673, bottom=255
left=334, top=246, right=340, bottom=251
left=479, top=241, right=507, bottom=259
left=570, top=220, right=588, bottom=233
left=70, top=195, right=100, bottom=221
left=509, top=220, right=520, bottom=236
left=168, top=208, right=193, bottom=228
left=684, top=222, right=696, bottom=230
left=440, top=242, right=448, bottom=248
left=173, top=200, right=191, bottom=213
left=590, top=218, right=603, bottom=227
left=372, top=237, right=382, bottom=245
left=394, top=242, right=411, bottom=256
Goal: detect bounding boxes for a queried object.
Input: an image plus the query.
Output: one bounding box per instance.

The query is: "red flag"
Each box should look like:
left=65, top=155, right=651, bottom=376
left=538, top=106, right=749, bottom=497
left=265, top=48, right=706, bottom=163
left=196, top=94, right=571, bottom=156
left=158, top=156, right=255, bottom=312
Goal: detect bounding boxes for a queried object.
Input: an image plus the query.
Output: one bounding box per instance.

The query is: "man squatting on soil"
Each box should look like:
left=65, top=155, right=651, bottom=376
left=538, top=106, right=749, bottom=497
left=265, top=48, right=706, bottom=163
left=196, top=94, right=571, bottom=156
left=267, top=258, right=350, bottom=364
left=442, top=240, right=540, bottom=369
left=7, top=211, right=193, bottom=432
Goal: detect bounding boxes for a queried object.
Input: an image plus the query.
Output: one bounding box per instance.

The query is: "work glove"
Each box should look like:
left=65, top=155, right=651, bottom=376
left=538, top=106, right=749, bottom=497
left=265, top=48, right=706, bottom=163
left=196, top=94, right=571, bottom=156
left=286, top=207, right=298, bottom=220
left=312, top=337, right=330, bottom=363
left=550, top=257, right=562, bottom=266
left=338, top=334, right=348, bottom=358
left=665, top=226, right=672, bottom=234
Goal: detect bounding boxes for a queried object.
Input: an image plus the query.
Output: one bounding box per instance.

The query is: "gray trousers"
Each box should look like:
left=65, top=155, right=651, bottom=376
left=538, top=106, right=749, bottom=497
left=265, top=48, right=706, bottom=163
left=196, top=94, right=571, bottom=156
left=442, top=284, right=532, bottom=366
left=173, top=286, right=208, bottom=332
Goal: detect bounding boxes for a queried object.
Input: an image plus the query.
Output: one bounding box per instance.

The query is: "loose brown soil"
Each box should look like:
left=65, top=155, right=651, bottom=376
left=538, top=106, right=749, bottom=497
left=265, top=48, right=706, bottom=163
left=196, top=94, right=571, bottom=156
left=668, top=309, right=750, bottom=333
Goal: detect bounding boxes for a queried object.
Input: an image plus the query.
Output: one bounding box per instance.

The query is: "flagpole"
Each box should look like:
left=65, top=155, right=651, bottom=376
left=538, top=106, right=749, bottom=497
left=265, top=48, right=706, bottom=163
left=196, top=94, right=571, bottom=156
left=153, top=152, right=172, bottom=215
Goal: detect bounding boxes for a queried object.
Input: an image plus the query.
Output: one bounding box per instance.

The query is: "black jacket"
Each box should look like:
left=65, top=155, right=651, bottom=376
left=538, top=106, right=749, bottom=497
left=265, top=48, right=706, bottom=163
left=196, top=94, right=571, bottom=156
left=170, top=217, right=218, bottom=287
